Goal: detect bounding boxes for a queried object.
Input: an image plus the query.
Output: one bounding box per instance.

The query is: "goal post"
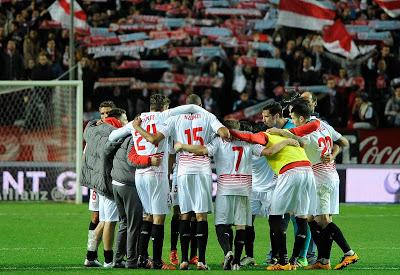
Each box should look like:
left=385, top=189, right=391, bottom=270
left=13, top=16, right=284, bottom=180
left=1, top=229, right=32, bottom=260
left=0, top=81, right=83, bottom=204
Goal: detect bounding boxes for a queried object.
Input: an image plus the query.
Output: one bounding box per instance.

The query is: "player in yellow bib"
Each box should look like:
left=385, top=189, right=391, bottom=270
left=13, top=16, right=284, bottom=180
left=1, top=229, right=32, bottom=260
left=230, top=116, right=317, bottom=271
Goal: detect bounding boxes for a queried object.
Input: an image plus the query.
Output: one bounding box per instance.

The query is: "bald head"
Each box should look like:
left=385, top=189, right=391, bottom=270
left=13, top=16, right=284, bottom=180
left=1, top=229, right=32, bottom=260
left=300, top=91, right=317, bottom=113
left=186, top=94, right=202, bottom=106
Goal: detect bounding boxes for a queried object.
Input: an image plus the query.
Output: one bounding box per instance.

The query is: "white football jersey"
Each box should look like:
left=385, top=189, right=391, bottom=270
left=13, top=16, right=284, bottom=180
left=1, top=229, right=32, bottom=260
left=109, top=105, right=207, bottom=174
left=206, top=137, right=263, bottom=196
left=301, top=119, right=342, bottom=175
left=159, top=112, right=224, bottom=176
left=251, top=155, right=275, bottom=193
left=132, top=111, right=170, bottom=174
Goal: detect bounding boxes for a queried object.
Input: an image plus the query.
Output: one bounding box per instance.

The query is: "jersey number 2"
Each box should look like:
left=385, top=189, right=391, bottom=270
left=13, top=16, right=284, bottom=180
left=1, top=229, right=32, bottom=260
left=184, top=127, right=204, bottom=145
left=136, top=124, right=157, bottom=151
left=232, top=146, right=243, bottom=172
left=318, top=136, right=333, bottom=157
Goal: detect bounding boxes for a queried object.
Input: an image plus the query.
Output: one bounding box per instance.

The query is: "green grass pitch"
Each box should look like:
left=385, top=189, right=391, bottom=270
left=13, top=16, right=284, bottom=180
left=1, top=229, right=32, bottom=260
left=0, top=203, right=399, bottom=274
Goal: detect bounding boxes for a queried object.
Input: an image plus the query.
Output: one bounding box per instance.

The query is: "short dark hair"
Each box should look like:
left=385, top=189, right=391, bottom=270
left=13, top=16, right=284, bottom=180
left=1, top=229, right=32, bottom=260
left=290, top=100, right=311, bottom=119
left=252, top=122, right=267, bottom=133
left=290, top=97, right=310, bottom=108
left=239, top=120, right=253, bottom=132
left=107, top=108, right=126, bottom=119
left=99, top=101, right=116, bottom=109
left=186, top=94, right=202, bottom=106
left=263, top=101, right=282, bottom=116
left=223, top=120, right=240, bottom=130
left=150, top=94, right=166, bottom=111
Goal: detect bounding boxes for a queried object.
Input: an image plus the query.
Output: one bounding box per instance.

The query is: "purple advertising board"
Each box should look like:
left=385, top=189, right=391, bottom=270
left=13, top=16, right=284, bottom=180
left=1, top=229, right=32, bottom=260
left=346, top=168, right=400, bottom=203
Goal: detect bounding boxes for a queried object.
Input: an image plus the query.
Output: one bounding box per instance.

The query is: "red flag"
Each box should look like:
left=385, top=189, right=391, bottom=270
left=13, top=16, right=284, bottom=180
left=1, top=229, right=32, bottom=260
left=323, top=20, right=360, bottom=59
left=375, top=0, right=400, bottom=18
left=277, top=0, right=336, bottom=31
left=48, top=0, right=88, bottom=29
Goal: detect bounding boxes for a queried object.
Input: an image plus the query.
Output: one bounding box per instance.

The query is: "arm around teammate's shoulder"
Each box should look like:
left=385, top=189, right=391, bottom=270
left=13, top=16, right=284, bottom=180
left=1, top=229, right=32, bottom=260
left=131, top=116, right=165, bottom=144
left=261, top=138, right=300, bottom=157
left=174, top=142, right=209, bottom=155
left=229, top=130, right=268, bottom=145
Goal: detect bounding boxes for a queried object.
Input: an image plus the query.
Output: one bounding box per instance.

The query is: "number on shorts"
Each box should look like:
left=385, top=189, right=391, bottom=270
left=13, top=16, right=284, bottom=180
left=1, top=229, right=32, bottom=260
left=184, top=127, right=204, bottom=145
left=318, top=136, right=333, bottom=157
left=232, top=146, right=244, bottom=172
left=135, top=124, right=157, bottom=151
left=92, top=190, right=97, bottom=200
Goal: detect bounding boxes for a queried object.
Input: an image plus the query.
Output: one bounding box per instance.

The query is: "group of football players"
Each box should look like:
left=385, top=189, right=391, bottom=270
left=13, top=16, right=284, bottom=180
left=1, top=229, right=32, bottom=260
left=81, top=91, right=359, bottom=271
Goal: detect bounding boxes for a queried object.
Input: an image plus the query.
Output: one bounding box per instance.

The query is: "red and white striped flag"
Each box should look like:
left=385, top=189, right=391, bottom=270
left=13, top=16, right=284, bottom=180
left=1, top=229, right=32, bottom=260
left=48, top=0, right=88, bottom=29
left=375, top=0, right=400, bottom=17
left=323, top=20, right=359, bottom=59
left=277, top=0, right=336, bottom=31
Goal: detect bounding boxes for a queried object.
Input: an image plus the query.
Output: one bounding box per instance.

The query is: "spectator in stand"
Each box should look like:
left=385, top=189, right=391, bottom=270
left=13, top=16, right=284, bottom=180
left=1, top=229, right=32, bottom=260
left=44, top=39, right=63, bottom=78
left=377, top=45, right=399, bottom=80
left=0, top=40, right=24, bottom=80
left=299, top=56, right=320, bottom=86
left=337, top=68, right=352, bottom=89
left=254, top=67, right=267, bottom=101
left=322, top=50, right=376, bottom=77
left=350, top=93, right=376, bottom=129
left=385, top=81, right=400, bottom=127
left=0, top=26, right=5, bottom=49
left=23, top=30, right=40, bottom=68
left=24, top=58, right=35, bottom=79
left=233, top=92, right=256, bottom=111
left=31, top=53, right=55, bottom=80
left=202, top=88, right=217, bottom=114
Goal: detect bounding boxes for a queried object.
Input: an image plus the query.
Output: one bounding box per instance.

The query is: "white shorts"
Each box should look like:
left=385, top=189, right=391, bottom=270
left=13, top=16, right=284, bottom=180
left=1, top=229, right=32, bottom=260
left=250, top=190, right=272, bottom=217
left=136, top=173, right=170, bottom=215
left=177, top=174, right=213, bottom=214
left=215, top=195, right=252, bottom=226
left=270, top=166, right=317, bottom=216
left=170, top=173, right=179, bottom=207
left=99, top=194, right=118, bottom=222
left=314, top=172, right=340, bottom=215
left=89, top=189, right=99, bottom=212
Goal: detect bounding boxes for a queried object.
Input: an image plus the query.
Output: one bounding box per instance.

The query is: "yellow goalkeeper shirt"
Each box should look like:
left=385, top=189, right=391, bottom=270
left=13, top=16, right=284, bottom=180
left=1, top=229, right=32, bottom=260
left=264, top=133, right=310, bottom=175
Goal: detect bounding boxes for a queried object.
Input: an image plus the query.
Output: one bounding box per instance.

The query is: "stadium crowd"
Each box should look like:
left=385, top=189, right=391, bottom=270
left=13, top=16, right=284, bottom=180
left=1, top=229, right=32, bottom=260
left=0, top=0, right=400, bottom=128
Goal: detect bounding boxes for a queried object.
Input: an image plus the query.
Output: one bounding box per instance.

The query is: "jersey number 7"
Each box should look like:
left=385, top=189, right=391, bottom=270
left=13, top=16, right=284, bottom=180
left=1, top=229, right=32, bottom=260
left=184, top=127, right=204, bottom=145
left=232, top=146, right=244, bottom=172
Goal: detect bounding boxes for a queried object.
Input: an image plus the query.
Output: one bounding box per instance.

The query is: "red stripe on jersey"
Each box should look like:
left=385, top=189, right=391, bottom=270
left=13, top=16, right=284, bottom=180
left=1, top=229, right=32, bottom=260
left=218, top=174, right=252, bottom=185
left=279, top=160, right=311, bottom=174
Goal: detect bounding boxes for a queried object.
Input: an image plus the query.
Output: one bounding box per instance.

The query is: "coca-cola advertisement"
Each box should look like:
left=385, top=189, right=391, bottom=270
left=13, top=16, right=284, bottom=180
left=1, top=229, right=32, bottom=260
left=358, top=129, right=400, bottom=165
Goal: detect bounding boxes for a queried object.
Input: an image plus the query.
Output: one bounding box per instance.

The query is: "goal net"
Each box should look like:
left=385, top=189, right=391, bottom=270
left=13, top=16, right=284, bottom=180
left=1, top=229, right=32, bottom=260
left=0, top=81, right=83, bottom=203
